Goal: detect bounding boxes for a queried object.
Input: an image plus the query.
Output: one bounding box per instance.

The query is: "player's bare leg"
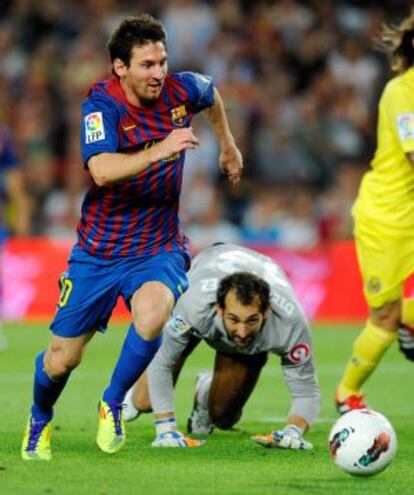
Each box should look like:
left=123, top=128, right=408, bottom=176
left=44, top=332, right=96, bottom=378
left=200, top=352, right=267, bottom=430
left=131, top=281, right=176, bottom=340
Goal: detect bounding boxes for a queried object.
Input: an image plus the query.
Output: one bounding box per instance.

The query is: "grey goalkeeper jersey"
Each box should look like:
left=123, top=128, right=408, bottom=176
left=148, top=244, right=321, bottom=424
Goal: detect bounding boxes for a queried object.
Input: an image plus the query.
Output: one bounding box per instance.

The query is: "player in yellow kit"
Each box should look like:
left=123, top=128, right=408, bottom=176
left=336, top=12, right=414, bottom=413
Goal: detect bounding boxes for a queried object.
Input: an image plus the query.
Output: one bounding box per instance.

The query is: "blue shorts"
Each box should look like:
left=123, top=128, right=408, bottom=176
left=50, top=244, right=190, bottom=338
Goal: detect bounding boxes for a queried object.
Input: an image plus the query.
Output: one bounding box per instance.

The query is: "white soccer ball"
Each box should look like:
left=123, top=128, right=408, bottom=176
left=328, top=409, right=397, bottom=476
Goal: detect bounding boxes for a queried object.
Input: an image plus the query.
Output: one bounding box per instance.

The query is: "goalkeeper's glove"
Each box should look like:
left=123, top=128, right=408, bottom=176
left=251, top=424, right=313, bottom=450
left=151, top=430, right=204, bottom=448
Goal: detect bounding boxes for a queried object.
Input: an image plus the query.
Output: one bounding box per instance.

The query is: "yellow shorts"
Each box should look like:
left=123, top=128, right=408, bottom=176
left=354, top=216, right=414, bottom=308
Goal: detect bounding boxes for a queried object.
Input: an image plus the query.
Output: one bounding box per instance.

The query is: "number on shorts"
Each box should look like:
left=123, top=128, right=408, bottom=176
left=58, top=275, right=73, bottom=307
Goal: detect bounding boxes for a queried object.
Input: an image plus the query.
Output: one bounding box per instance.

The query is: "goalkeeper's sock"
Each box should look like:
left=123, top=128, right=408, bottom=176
left=32, top=351, right=70, bottom=422
left=196, top=371, right=213, bottom=409
left=155, top=416, right=178, bottom=435
left=103, top=324, right=162, bottom=404
left=337, top=320, right=397, bottom=400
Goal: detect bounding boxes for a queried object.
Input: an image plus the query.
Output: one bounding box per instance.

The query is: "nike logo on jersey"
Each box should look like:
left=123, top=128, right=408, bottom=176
left=123, top=124, right=136, bottom=131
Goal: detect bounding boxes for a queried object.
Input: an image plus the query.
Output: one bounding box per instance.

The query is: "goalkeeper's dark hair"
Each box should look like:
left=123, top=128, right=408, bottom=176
left=376, top=9, right=414, bottom=73
left=107, top=14, right=167, bottom=67
left=217, top=272, right=270, bottom=313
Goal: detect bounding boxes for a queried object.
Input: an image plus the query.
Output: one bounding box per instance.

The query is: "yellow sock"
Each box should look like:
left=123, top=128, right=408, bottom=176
left=402, top=298, right=414, bottom=327
left=337, top=320, right=397, bottom=400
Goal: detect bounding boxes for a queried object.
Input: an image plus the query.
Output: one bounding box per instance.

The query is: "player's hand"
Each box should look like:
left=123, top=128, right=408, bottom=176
left=251, top=425, right=313, bottom=450
left=151, top=430, right=204, bottom=448
left=219, top=144, right=243, bottom=186
left=156, top=128, right=199, bottom=160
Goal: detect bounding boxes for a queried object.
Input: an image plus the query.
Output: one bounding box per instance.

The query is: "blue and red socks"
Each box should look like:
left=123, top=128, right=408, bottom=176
left=31, top=351, right=70, bottom=422
left=102, top=324, right=162, bottom=404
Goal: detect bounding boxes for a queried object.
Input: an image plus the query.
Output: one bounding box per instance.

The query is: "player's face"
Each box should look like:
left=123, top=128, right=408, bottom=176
left=217, top=290, right=269, bottom=349
left=115, top=41, right=168, bottom=105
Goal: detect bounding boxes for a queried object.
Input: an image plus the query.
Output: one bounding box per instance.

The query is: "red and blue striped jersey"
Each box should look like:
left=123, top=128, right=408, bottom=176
left=78, top=72, right=214, bottom=259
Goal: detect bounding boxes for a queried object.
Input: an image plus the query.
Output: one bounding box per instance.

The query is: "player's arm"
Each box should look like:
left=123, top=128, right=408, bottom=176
left=203, top=87, right=243, bottom=186
left=252, top=362, right=320, bottom=450
left=88, top=128, right=199, bottom=186
left=147, top=322, right=203, bottom=448
left=252, top=323, right=320, bottom=450
left=281, top=356, right=320, bottom=428
left=82, top=94, right=199, bottom=187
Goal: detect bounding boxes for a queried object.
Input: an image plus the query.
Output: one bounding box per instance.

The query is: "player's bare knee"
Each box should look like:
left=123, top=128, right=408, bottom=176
left=133, top=311, right=168, bottom=340
left=210, top=405, right=240, bottom=430
left=45, top=347, right=82, bottom=377
left=64, top=351, right=83, bottom=371
left=211, top=414, right=238, bottom=430
left=45, top=358, right=70, bottom=378
left=371, top=301, right=401, bottom=331
left=134, top=396, right=152, bottom=413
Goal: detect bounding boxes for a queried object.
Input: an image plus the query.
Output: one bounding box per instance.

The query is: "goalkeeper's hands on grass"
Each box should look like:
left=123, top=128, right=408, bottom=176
left=251, top=424, right=313, bottom=450
left=151, top=430, right=204, bottom=448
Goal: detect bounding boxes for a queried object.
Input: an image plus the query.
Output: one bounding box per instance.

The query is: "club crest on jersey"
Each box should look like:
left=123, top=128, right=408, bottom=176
left=170, top=105, right=188, bottom=127
left=287, top=343, right=310, bottom=364
left=85, top=112, right=105, bottom=143
left=366, top=277, right=381, bottom=295
left=397, top=112, right=414, bottom=140
left=168, top=315, right=191, bottom=334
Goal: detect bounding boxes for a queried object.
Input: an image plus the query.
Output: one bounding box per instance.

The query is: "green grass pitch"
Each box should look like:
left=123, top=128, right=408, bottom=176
left=1, top=322, right=413, bottom=495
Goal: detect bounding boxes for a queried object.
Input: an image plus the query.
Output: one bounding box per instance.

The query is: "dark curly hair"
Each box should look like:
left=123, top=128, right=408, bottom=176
left=107, top=14, right=167, bottom=67
left=217, top=272, right=270, bottom=313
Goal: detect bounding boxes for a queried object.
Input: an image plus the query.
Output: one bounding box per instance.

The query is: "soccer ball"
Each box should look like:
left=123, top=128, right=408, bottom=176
left=328, top=409, right=397, bottom=476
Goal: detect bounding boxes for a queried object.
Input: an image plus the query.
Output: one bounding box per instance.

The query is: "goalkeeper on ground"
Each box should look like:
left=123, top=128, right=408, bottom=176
left=124, top=243, right=320, bottom=449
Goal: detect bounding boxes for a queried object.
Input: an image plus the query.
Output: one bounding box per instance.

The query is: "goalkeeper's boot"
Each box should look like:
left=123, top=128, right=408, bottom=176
left=21, top=416, right=52, bottom=461
left=152, top=430, right=204, bottom=448
left=96, top=399, right=125, bottom=454
left=187, top=372, right=214, bottom=435
left=335, top=393, right=367, bottom=415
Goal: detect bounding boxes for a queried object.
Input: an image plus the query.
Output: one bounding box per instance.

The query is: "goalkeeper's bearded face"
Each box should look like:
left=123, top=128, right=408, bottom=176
left=217, top=289, right=270, bottom=349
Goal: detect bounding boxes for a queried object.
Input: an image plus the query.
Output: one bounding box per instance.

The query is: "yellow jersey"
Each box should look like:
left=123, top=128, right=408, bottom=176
left=353, top=67, right=414, bottom=232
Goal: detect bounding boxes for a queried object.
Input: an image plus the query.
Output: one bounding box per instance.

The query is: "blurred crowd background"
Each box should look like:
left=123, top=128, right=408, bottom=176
left=0, top=0, right=412, bottom=251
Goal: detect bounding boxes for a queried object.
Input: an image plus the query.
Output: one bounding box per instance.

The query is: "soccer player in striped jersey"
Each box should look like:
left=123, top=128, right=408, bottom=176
left=336, top=12, right=414, bottom=414
left=21, top=14, right=242, bottom=460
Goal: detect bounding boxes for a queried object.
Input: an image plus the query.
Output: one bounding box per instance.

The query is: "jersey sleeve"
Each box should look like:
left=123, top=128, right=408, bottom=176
left=147, top=275, right=214, bottom=415
left=279, top=321, right=321, bottom=425
left=176, top=71, right=215, bottom=113
left=81, top=94, right=120, bottom=168
left=147, top=314, right=196, bottom=414
left=382, top=80, right=414, bottom=153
